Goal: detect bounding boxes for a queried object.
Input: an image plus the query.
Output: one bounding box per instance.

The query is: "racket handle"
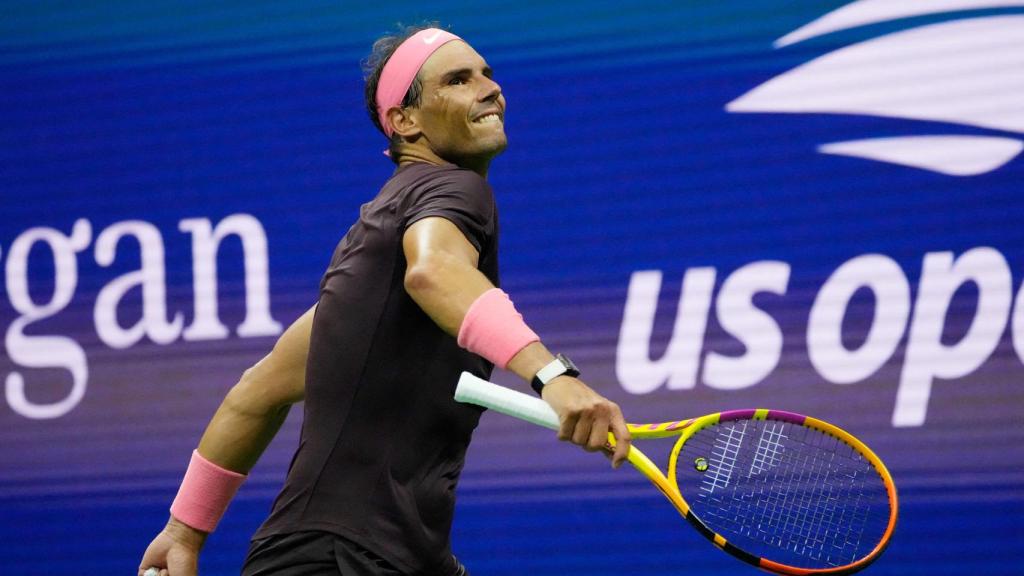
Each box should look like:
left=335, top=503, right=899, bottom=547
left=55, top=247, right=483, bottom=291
left=455, top=372, right=560, bottom=430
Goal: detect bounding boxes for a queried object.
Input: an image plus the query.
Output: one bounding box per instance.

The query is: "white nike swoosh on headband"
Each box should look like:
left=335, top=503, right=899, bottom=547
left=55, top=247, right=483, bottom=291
left=423, top=31, right=443, bottom=44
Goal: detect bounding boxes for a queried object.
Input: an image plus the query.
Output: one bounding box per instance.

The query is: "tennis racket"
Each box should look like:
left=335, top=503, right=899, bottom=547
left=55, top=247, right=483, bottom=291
left=455, top=372, right=897, bottom=575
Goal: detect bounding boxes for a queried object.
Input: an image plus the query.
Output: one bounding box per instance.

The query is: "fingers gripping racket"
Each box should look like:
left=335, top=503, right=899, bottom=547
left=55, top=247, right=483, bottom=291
left=455, top=373, right=897, bottom=575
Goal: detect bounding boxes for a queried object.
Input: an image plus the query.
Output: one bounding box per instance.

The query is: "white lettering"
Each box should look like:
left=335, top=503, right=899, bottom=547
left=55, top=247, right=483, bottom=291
left=2, top=214, right=280, bottom=419
left=4, top=220, right=92, bottom=419
left=895, top=248, right=1012, bottom=427
left=703, top=261, right=790, bottom=390
left=616, top=268, right=715, bottom=394
left=179, top=215, right=281, bottom=340
left=94, top=220, right=183, bottom=349
left=1013, top=277, right=1024, bottom=365
left=808, top=254, right=910, bottom=384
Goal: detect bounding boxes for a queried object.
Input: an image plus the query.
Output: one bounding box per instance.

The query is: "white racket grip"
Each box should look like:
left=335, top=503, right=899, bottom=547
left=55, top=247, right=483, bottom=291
left=455, top=372, right=560, bottom=431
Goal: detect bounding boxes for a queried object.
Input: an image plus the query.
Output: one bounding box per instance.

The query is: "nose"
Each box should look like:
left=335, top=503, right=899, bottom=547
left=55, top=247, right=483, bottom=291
left=479, top=75, right=502, bottom=103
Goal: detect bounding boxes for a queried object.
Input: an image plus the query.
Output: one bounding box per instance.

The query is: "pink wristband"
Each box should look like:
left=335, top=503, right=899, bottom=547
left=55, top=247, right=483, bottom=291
left=169, top=450, right=246, bottom=533
left=457, top=288, right=540, bottom=369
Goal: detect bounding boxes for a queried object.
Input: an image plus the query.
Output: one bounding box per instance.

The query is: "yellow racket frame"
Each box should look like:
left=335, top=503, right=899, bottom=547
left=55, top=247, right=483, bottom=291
left=452, top=374, right=897, bottom=575
left=610, top=410, right=898, bottom=575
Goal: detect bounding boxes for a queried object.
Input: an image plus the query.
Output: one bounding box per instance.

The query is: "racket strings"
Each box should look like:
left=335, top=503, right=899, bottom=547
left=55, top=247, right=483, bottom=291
left=678, top=420, right=889, bottom=569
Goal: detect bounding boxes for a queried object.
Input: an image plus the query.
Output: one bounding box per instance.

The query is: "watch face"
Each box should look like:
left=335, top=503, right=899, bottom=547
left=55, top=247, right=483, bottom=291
left=557, top=354, right=580, bottom=376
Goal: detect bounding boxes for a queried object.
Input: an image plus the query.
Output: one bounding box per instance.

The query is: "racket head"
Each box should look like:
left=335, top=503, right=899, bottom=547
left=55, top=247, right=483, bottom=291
left=666, top=409, right=897, bottom=575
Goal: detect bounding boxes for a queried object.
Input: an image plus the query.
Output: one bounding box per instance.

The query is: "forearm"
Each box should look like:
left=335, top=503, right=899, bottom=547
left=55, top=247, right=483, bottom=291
left=408, top=262, right=552, bottom=381
left=196, top=384, right=292, bottom=473
left=403, top=235, right=553, bottom=381
left=405, top=251, right=495, bottom=335
left=167, top=377, right=292, bottom=536
left=402, top=217, right=579, bottom=387
left=401, top=218, right=631, bottom=464
left=506, top=341, right=557, bottom=383
left=193, top=304, right=313, bottom=471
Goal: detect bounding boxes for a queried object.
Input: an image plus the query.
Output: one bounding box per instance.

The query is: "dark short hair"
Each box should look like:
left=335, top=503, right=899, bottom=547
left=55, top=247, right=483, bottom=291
left=362, top=22, right=443, bottom=161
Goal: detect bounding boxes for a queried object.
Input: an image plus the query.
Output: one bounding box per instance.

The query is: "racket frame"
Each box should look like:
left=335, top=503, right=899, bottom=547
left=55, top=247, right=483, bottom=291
left=660, top=409, right=898, bottom=575
left=455, top=373, right=898, bottom=576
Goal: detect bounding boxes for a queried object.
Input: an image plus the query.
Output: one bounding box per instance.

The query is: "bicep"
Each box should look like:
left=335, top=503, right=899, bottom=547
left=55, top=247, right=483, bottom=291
left=403, top=217, right=480, bottom=271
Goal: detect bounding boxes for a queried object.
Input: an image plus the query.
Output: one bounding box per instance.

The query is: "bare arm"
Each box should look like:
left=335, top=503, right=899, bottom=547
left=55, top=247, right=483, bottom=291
left=139, top=304, right=316, bottom=575
left=196, top=303, right=314, bottom=471
left=403, top=217, right=631, bottom=467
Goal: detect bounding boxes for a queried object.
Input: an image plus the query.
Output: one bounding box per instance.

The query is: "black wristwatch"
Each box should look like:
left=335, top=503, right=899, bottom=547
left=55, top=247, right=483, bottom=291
left=531, top=354, right=580, bottom=396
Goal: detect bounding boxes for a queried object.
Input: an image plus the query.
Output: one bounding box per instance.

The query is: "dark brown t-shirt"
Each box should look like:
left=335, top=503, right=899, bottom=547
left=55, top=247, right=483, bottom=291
left=253, top=162, right=498, bottom=575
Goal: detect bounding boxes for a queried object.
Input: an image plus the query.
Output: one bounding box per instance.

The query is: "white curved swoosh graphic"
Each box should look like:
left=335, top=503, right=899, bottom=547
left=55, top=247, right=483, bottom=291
left=776, top=0, right=1024, bottom=47
left=728, top=16, right=1024, bottom=134
left=819, top=135, right=1024, bottom=176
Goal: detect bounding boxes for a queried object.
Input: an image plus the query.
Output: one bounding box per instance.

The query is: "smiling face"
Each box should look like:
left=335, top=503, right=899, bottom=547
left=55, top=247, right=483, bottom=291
left=400, top=41, right=507, bottom=170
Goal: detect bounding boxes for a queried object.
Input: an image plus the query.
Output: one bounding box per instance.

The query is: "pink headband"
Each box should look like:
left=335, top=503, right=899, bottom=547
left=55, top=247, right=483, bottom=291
left=375, top=28, right=462, bottom=138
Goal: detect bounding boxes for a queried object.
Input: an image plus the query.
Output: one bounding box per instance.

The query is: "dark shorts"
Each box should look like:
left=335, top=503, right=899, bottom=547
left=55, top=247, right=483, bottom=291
left=240, top=531, right=469, bottom=576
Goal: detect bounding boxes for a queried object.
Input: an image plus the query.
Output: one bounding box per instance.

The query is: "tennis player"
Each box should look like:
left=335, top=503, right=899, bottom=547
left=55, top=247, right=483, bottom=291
left=138, top=24, right=631, bottom=576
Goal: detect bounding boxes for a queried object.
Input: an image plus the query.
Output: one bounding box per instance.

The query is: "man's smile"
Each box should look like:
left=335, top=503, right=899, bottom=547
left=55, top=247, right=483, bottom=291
left=471, top=109, right=503, bottom=124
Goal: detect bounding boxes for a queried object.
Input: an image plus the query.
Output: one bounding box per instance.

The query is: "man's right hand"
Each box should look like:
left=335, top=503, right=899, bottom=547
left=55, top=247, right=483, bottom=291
left=138, top=517, right=207, bottom=576
left=540, top=375, right=632, bottom=468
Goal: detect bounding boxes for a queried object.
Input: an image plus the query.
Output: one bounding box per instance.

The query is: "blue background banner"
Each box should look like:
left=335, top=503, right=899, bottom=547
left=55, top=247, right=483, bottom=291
left=2, top=1, right=1023, bottom=574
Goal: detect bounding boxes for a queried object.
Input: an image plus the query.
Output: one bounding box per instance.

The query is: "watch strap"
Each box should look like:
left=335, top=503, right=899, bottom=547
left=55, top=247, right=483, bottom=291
left=531, top=354, right=580, bottom=396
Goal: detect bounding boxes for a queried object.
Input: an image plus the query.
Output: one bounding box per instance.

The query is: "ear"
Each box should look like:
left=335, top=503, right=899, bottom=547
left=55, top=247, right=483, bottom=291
left=386, top=106, right=422, bottom=140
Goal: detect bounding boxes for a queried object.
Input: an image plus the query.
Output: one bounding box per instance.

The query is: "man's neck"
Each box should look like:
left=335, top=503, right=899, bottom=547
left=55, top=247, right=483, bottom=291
left=396, top=146, right=490, bottom=179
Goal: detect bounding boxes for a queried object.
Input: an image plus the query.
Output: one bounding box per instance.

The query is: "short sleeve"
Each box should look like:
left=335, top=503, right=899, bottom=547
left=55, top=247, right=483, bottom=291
left=404, top=168, right=495, bottom=253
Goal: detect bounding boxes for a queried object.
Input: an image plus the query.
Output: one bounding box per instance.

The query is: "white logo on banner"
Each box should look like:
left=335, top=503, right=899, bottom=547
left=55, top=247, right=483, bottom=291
left=726, top=1, right=1024, bottom=175
left=0, top=215, right=282, bottom=419
left=617, top=249, right=1022, bottom=427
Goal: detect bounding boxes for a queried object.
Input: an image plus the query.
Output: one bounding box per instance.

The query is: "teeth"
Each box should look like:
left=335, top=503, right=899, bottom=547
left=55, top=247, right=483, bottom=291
left=474, top=113, right=501, bottom=124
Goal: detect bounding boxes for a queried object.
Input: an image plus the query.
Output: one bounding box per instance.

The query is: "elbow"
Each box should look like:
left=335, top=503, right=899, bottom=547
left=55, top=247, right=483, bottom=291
left=404, top=261, right=441, bottom=299
left=226, top=365, right=293, bottom=417
left=224, top=369, right=268, bottom=417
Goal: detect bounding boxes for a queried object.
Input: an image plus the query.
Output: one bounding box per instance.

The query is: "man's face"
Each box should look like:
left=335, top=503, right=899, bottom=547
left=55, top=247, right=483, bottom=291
left=410, top=41, right=507, bottom=163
